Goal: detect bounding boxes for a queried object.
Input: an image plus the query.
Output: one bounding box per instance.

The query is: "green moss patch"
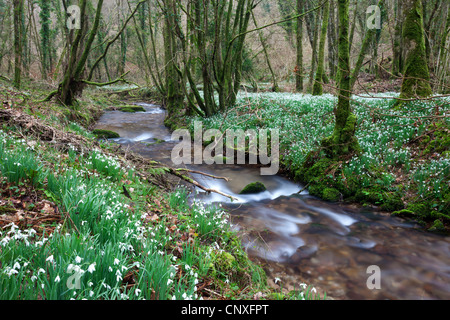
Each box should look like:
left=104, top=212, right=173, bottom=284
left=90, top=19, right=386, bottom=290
left=92, top=129, right=120, bottom=139
left=239, top=182, right=267, bottom=194
left=119, top=105, right=146, bottom=113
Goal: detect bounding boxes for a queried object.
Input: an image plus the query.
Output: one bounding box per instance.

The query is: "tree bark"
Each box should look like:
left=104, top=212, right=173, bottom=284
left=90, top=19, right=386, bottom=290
left=398, top=0, right=432, bottom=101
left=321, top=0, right=360, bottom=158
left=295, top=0, right=304, bottom=92
left=313, top=0, right=330, bottom=95
left=13, top=0, right=23, bottom=89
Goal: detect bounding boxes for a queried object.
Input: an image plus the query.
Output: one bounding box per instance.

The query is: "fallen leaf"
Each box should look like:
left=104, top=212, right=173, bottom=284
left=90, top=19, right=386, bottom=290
left=42, top=203, right=55, bottom=214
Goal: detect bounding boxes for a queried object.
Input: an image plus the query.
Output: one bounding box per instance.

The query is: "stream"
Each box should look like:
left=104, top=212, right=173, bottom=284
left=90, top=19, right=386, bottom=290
left=94, top=102, right=450, bottom=300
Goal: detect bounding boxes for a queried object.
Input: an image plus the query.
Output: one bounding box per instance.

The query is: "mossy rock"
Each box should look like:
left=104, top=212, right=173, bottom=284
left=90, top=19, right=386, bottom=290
left=119, top=105, right=146, bottom=113
left=428, top=219, right=446, bottom=233
left=239, top=182, right=267, bottom=195
left=211, top=250, right=235, bottom=273
left=392, top=209, right=416, bottom=218
left=406, top=203, right=429, bottom=217
left=92, top=129, right=120, bottom=139
left=322, top=188, right=341, bottom=202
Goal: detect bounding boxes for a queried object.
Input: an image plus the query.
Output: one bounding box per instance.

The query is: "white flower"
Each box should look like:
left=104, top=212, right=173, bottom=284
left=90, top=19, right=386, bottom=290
left=135, top=289, right=141, bottom=296
left=54, top=275, right=61, bottom=283
left=274, top=277, right=281, bottom=284
left=167, top=279, right=173, bottom=285
left=311, top=287, right=317, bottom=294
left=46, top=255, right=54, bottom=263
left=13, top=262, right=20, bottom=270
left=114, top=258, right=120, bottom=265
left=38, top=268, right=46, bottom=275
left=90, top=291, right=94, bottom=297
left=87, top=263, right=96, bottom=273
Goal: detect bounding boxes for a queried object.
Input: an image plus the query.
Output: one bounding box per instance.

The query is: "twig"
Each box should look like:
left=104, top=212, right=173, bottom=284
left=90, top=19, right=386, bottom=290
left=176, top=168, right=230, bottom=182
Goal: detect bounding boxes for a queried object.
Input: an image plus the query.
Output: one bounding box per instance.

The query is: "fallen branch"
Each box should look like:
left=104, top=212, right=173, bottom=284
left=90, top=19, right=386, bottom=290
left=176, top=168, right=230, bottom=182
left=167, top=168, right=238, bottom=202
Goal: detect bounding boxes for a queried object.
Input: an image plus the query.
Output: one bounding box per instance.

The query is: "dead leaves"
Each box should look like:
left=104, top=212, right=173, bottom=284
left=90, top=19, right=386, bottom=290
left=0, top=198, right=61, bottom=235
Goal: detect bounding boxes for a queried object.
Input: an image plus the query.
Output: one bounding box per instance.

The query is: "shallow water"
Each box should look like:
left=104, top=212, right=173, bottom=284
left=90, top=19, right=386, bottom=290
left=95, top=102, right=450, bottom=300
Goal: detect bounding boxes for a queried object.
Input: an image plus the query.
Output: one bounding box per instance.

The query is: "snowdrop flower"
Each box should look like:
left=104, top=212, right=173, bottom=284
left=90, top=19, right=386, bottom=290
left=274, top=277, right=281, bottom=284
left=46, top=255, right=54, bottom=263
left=54, top=275, right=61, bottom=283
left=167, top=279, right=173, bottom=285
left=311, top=287, right=317, bottom=294
left=114, top=258, right=120, bottom=265
left=38, top=268, right=46, bottom=275
left=87, top=263, right=96, bottom=274
left=13, top=262, right=20, bottom=270
left=135, top=289, right=141, bottom=297
left=75, top=256, right=82, bottom=263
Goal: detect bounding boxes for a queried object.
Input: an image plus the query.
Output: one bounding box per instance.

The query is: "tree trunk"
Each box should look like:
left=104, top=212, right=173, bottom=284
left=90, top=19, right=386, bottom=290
left=321, top=0, right=360, bottom=159
left=398, top=0, right=432, bottom=101
left=392, top=0, right=403, bottom=76
left=313, top=0, right=330, bottom=96
left=328, top=0, right=337, bottom=80
left=13, top=0, right=23, bottom=89
left=295, top=0, right=304, bottom=92
left=308, top=10, right=320, bottom=93
left=162, top=0, right=185, bottom=121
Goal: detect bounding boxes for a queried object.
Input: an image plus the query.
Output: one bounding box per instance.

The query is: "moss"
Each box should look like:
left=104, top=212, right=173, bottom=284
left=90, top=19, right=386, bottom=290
left=397, top=0, right=432, bottom=101
left=92, top=129, right=120, bottom=139
left=321, top=113, right=361, bottom=159
left=296, top=157, right=333, bottom=183
left=428, top=219, right=446, bottom=233
left=322, top=188, right=341, bottom=202
left=380, top=193, right=404, bottom=212
left=119, top=105, right=146, bottom=113
left=0, top=206, right=16, bottom=214
left=355, top=188, right=382, bottom=204
left=406, top=203, right=429, bottom=217
left=210, top=250, right=236, bottom=275
left=392, top=209, right=416, bottom=218
left=239, top=182, right=267, bottom=194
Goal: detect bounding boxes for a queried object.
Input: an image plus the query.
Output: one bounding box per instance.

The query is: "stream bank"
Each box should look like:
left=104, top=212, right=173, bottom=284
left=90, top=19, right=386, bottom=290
left=93, top=101, right=450, bottom=300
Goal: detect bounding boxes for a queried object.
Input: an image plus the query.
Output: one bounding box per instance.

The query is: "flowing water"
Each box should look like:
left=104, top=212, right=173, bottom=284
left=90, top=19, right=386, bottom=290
left=95, top=102, right=450, bottom=300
